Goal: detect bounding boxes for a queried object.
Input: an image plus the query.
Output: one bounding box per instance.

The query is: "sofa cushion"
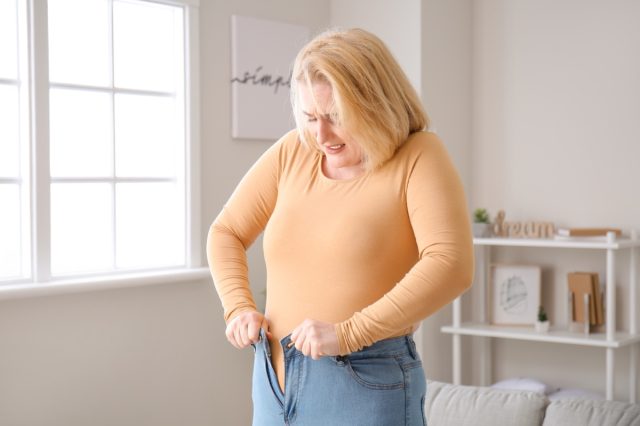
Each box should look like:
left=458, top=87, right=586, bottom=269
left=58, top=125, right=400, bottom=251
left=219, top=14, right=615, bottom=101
left=425, top=380, right=548, bottom=426
left=542, top=398, right=640, bottom=426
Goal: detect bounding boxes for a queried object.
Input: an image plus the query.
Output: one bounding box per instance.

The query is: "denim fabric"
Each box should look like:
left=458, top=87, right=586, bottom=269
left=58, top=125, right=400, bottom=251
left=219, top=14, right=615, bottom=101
left=252, top=330, right=427, bottom=426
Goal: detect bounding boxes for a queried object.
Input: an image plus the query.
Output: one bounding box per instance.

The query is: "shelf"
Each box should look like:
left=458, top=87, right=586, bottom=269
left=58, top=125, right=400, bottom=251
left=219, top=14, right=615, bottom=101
left=454, top=230, right=639, bottom=401
left=442, top=323, right=640, bottom=348
left=473, top=237, right=640, bottom=250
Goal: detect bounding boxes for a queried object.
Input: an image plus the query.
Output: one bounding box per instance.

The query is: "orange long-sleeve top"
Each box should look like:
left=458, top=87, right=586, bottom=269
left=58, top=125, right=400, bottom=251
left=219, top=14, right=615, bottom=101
left=207, top=130, right=474, bottom=388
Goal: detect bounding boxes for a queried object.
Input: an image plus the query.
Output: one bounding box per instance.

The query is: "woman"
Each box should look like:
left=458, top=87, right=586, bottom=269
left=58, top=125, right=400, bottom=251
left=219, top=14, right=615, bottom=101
left=208, top=28, right=473, bottom=426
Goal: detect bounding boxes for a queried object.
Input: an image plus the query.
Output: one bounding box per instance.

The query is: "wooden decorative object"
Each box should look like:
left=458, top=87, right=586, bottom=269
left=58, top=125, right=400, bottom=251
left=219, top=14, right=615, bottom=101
left=492, top=210, right=555, bottom=238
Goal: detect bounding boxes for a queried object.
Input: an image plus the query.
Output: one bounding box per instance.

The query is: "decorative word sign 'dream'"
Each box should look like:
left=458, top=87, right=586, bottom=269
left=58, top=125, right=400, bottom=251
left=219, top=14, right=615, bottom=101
left=493, top=210, right=555, bottom=238
left=230, top=15, right=310, bottom=140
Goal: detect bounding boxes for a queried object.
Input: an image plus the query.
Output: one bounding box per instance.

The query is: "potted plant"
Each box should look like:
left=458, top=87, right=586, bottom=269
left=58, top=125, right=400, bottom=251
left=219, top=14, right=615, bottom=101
left=535, top=306, right=550, bottom=332
left=472, top=208, right=492, bottom=238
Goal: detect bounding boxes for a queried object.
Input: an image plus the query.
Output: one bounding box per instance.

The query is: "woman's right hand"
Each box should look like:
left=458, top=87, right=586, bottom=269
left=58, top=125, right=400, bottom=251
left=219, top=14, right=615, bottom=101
left=225, top=311, right=270, bottom=349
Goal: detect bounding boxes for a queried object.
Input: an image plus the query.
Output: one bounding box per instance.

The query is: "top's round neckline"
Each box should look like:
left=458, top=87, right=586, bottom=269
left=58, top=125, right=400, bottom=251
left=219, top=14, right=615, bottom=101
left=316, top=154, right=369, bottom=183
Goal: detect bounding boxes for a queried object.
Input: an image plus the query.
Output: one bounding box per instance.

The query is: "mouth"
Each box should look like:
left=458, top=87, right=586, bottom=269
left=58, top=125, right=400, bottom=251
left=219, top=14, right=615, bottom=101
left=324, top=143, right=346, bottom=154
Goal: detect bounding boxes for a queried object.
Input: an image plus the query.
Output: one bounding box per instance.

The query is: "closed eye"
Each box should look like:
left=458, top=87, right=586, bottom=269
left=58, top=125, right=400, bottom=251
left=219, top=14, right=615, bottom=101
left=302, top=111, right=317, bottom=122
left=302, top=111, right=336, bottom=125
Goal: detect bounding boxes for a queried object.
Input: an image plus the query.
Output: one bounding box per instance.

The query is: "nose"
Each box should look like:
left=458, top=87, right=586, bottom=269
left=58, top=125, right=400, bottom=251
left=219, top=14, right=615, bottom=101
left=316, top=118, right=333, bottom=144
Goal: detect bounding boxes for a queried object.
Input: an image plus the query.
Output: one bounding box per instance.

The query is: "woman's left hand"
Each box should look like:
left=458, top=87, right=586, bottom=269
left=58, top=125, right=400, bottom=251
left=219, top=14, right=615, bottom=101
left=290, top=319, right=340, bottom=360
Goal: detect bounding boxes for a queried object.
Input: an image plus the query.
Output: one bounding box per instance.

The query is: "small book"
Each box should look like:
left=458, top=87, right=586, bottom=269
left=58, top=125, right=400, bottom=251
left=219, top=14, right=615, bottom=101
left=591, top=273, right=604, bottom=326
left=557, top=228, right=622, bottom=237
left=554, top=235, right=609, bottom=242
left=568, top=272, right=597, bottom=325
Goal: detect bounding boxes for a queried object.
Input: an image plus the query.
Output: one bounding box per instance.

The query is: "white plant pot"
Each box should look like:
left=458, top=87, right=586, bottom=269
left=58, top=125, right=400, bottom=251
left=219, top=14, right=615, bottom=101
left=473, top=223, right=492, bottom=238
left=535, top=320, right=550, bottom=333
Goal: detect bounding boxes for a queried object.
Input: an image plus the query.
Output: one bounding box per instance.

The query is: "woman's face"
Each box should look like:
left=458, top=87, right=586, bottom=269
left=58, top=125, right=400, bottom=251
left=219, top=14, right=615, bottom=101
left=298, top=82, right=364, bottom=178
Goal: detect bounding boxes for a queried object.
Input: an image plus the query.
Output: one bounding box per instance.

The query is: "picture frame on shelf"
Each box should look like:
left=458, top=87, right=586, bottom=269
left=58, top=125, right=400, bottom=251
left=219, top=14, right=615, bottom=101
left=490, top=264, right=541, bottom=326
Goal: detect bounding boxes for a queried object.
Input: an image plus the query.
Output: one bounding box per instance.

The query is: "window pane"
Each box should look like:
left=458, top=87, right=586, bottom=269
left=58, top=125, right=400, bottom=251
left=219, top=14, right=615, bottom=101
left=115, top=94, right=179, bottom=177
left=0, top=0, right=18, bottom=79
left=51, top=183, right=113, bottom=275
left=50, top=88, right=112, bottom=177
left=115, top=182, right=185, bottom=269
left=0, top=184, right=21, bottom=279
left=48, top=0, right=110, bottom=86
left=113, top=1, right=183, bottom=92
left=0, top=85, right=20, bottom=177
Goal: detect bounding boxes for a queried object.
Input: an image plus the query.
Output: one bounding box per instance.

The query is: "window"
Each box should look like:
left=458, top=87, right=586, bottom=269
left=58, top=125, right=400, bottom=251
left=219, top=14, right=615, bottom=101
left=1, top=0, right=200, bottom=286
left=0, top=0, right=30, bottom=282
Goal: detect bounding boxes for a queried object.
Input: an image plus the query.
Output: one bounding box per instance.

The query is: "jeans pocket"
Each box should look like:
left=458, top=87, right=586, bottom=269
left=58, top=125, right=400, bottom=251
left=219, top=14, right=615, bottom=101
left=344, top=355, right=405, bottom=390
left=401, top=360, right=423, bottom=371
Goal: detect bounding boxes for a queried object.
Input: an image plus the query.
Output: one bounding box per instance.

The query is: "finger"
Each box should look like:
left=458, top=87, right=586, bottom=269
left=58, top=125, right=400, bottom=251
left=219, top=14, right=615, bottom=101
left=225, top=324, right=236, bottom=347
left=261, top=317, right=271, bottom=339
left=301, top=337, right=311, bottom=357
left=311, top=344, right=321, bottom=360
left=228, top=326, right=241, bottom=349
left=247, top=319, right=260, bottom=343
left=314, top=340, right=326, bottom=359
left=305, top=339, right=313, bottom=358
left=225, top=327, right=236, bottom=348
left=293, top=329, right=305, bottom=352
left=235, top=324, right=247, bottom=348
left=290, top=324, right=301, bottom=343
left=239, top=323, right=252, bottom=347
left=308, top=340, right=317, bottom=360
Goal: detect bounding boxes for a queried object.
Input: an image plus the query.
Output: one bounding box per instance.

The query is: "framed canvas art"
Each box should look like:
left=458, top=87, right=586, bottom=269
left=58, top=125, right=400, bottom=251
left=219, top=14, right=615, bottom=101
left=490, top=264, right=541, bottom=325
left=230, top=15, right=309, bottom=140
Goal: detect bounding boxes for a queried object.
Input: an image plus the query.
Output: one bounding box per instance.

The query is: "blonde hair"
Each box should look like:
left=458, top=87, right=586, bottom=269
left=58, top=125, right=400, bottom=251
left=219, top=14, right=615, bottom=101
left=290, top=28, right=428, bottom=170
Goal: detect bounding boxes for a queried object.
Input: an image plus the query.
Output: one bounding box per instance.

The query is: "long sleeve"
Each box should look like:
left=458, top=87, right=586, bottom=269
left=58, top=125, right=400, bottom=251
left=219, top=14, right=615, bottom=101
left=336, top=135, right=474, bottom=354
left=206, top=132, right=286, bottom=323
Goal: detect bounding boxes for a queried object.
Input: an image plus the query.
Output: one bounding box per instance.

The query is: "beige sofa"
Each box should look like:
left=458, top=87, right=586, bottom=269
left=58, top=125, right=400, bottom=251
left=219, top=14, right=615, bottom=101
left=425, top=380, right=640, bottom=426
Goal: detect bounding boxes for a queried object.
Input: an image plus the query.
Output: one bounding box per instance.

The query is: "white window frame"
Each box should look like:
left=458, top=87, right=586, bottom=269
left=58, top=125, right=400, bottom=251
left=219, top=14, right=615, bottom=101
left=0, top=0, right=32, bottom=283
left=0, top=0, right=207, bottom=300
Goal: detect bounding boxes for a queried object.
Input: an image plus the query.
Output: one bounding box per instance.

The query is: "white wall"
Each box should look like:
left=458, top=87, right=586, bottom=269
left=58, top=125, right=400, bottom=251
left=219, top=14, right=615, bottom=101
left=471, top=0, right=640, bottom=400
left=0, top=279, right=225, bottom=426
left=420, top=0, right=474, bottom=383
left=472, top=0, right=640, bottom=227
left=329, top=0, right=422, bottom=94
left=422, top=0, right=473, bottom=186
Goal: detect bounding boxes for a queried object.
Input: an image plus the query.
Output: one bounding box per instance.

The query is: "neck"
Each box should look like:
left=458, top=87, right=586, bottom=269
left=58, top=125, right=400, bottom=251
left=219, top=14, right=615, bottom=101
left=322, top=157, right=365, bottom=180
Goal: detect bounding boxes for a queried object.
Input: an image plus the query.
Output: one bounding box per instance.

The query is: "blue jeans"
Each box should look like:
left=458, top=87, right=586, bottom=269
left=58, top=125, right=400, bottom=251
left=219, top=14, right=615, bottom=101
left=252, top=330, right=427, bottom=425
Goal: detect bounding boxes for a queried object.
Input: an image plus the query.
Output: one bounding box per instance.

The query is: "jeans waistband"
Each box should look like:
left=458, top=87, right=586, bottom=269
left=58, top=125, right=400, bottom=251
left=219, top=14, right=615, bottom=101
left=273, top=331, right=417, bottom=360
left=345, top=334, right=418, bottom=359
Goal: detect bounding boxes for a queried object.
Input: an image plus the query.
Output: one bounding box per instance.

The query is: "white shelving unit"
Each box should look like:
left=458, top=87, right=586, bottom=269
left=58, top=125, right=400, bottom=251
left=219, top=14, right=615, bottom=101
left=442, top=231, right=639, bottom=402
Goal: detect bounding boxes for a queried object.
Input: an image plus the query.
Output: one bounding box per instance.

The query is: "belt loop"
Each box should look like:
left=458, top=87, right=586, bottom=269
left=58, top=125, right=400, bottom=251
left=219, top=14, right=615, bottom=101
left=406, top=335, right=418, bottom=360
